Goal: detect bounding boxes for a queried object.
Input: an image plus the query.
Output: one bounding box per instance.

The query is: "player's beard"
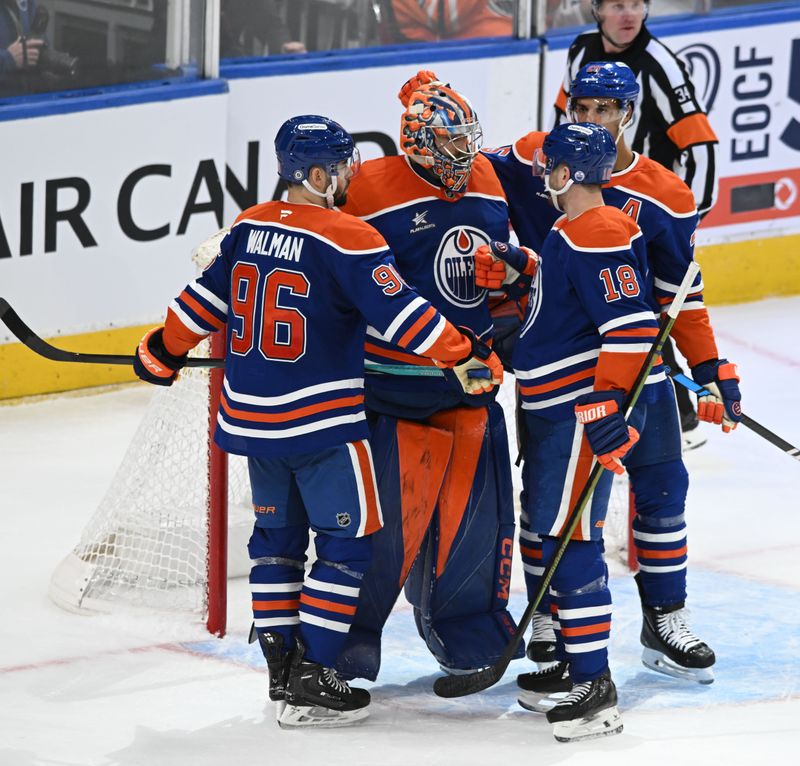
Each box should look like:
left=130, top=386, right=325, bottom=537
left=333, top=188, right=348, bottom=206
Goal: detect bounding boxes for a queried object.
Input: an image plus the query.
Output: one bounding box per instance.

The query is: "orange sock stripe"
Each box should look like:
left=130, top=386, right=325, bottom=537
left=638, top=545, right=688, bottom=559
left=300, top=593, right=357, bottom=616
left=251, top=599, right=300, bottom=611
left=519, top=366, right=595, bottom=396
left=519, top=544, right=543, bottom=559
left=561, top=621, right=611, bottom=638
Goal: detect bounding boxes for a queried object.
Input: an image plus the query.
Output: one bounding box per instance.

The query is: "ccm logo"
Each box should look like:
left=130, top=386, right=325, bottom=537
left=496, top=537, right=513, bottom=600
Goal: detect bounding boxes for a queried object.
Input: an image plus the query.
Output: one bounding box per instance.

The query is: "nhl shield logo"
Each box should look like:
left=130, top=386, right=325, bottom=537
left=434, top=226, right=490, bottom=308
left=336, top=512, right=352, bottom=528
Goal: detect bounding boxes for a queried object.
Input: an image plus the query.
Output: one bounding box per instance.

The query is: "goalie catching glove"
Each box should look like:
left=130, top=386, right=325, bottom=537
left=134, top=327, right=188, bottom=386
left=574, top=390, right=640, bottom=475
left=447, top=326, right=504, bottom=395
left=474, top=241, right=539, bottom=291
left=691, top=358, right=742, bottom=432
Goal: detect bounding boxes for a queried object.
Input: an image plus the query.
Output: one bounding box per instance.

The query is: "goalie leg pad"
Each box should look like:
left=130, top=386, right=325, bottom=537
left=405, top=403, right=522, bottom=672
left=336, top=415, right=453, bottom=680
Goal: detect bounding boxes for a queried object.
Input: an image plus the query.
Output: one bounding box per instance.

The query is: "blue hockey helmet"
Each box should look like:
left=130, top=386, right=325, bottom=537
left=275, top=115, right=360, bottom=184
left=541, top=123, right=616, bottom=185
left=569, top=61, right=640, bottom=111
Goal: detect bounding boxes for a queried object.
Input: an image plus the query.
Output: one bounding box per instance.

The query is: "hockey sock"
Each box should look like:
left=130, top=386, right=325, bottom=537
left=545, top=538, right=611, bottom=683
left=248, top=525, right=309, bottom=650
left=629, top=460, right=689, bottom=606
left=299, top=533, right=373, bottom=668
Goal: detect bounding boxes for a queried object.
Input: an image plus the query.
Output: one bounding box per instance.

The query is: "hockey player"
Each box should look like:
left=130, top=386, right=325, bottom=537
left=333, top=76, right=524, bottom=680
left=133, top=115, right=503, bottom=728
left=478, top=62, right=742, bottom=706
left=554, top=0, right=721, bottom=437
left=554, top=0, right=719, bottom=219
left=484, top=121, right=654, bottom=742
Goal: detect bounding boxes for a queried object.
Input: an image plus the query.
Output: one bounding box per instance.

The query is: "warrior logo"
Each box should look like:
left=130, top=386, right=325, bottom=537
left=336, top=512, right=351, bottom=528
left=434, top=226, right=490, bottom=308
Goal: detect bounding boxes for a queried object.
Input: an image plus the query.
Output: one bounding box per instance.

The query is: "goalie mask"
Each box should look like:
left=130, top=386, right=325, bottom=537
left=533, top=123, right=617, bottom=211
left=400, top=83, right=483, bottom=195
left=275, top=115, right=361, bottom=208
left=568, top=61, right=640, bottom=143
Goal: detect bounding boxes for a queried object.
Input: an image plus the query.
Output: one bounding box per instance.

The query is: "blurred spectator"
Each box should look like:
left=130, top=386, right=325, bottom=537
left=1, top=0, right=43, bottom=75
left=379, top=0, right=514, bottom=43
left=220, top=0, right=306, bottom=58
left=546, top=0, right=593, bottom=29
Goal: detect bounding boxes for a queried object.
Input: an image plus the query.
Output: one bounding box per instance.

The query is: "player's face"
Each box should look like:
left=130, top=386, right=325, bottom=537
left=597, top=0, right=646, bottom=49
left=432, top=121, right=483, bottom=164
left=570, top=98, right=625, bottom=139
left=330, top=152, right=360, bottom=204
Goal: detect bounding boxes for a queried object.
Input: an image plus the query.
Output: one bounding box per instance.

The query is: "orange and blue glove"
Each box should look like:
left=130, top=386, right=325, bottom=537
left=574, top=390, right=640, bottom=475
left=475, top=241, right=539, bottom=292
left=691, top=358, right=742, bottom=432
left=134, top=327, right=187, bottom=386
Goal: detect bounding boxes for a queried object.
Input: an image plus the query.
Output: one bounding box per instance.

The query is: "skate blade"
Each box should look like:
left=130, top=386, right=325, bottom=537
left=552, top=706, right=623, bottom=743
left=278, top=703, right=369, bottom=729
left=642, top=648, right=715, bottom=685
left=518, top=690, right=568, bottom=714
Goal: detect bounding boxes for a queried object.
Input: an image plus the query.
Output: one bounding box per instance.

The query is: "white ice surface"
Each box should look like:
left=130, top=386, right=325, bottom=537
left=1, top=297, right=799, bottom=765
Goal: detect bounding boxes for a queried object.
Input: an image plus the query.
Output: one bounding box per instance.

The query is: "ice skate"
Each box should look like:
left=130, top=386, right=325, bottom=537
left=525, top=611, right=557, bottom=667
left=279, top=642, right=370, bottom=728
left=517, top=660, right=571, bottom=713
left=545, top=670, right=623, bottom=743
left=252, top=629, right=293, bottom=718
left=641, top=602, right=715, bottom=684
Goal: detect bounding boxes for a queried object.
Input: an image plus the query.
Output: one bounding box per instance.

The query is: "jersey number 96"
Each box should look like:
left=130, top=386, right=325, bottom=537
left=230, top=263, right=309, bottom=362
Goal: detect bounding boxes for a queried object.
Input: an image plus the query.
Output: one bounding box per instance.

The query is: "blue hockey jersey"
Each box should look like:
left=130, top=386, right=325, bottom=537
left=340, top=154, right=511, bottom=417
left=485, top=133, right=718, bottom=368
left=512, top=206, right=662, bottom=421
left=160, top=201, right=474, bottom=457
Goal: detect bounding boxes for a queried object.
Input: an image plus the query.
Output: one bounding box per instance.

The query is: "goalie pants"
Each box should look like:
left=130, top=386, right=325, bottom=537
left=246, top=441, right=382, bottom=668
left=336, top=402, right=522, bottom=680
left=519, top=380, right=689, bottom=669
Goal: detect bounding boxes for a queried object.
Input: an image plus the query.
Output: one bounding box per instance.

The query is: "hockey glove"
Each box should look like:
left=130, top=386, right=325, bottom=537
left=691, top=358, right=742, bottom=432
left=474, top=241, right=539, bottom=291
left=134, top=327, right=188, bottom=386
left=452, top=326, right=503, bottom=395
left=574, top=390, right=640, bottom=476
left=398, top=69, right=442, bottom=106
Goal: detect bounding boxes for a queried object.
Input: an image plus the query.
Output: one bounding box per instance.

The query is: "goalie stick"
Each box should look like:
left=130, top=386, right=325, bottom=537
left=0, top=297, right=225, bottom=368
left=432, top=261, right=701, bottom=699
left=669, top=370, right=800, bottom=463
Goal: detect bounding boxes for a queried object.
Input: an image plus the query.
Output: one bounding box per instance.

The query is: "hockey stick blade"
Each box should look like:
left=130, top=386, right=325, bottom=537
left=433, top=664, right=503, bottom=698
left=669, top=370, right=800, bottom=462
left=0, top=297, right=225, bottom=368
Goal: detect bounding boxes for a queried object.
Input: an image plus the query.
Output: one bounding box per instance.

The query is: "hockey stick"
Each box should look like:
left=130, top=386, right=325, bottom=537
left=0, top=297, right=225, bottom=368
left=432, top=262, right=701, bottom=699
left=670, top=370, right=800, bottom=463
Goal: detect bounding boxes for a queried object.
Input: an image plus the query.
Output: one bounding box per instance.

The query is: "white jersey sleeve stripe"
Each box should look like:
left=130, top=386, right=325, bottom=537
left=169, top=300, right=211, bottom=337
left=598, top=311, right=658, bottom=336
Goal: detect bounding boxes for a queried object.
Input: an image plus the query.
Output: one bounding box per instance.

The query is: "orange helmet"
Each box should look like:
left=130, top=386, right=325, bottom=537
left=400, top=83, right=483, bottom=194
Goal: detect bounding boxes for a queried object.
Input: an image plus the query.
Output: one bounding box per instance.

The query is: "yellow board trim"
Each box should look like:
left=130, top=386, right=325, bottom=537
left=2, top=235, right=800, bottom=399
left=0, top=324, right=151, bottom=400
left=696, top=234, right=800, bottom=305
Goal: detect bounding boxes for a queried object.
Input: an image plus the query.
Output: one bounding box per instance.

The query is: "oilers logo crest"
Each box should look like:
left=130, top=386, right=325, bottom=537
left=434, top=226, right=490, bottom=308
